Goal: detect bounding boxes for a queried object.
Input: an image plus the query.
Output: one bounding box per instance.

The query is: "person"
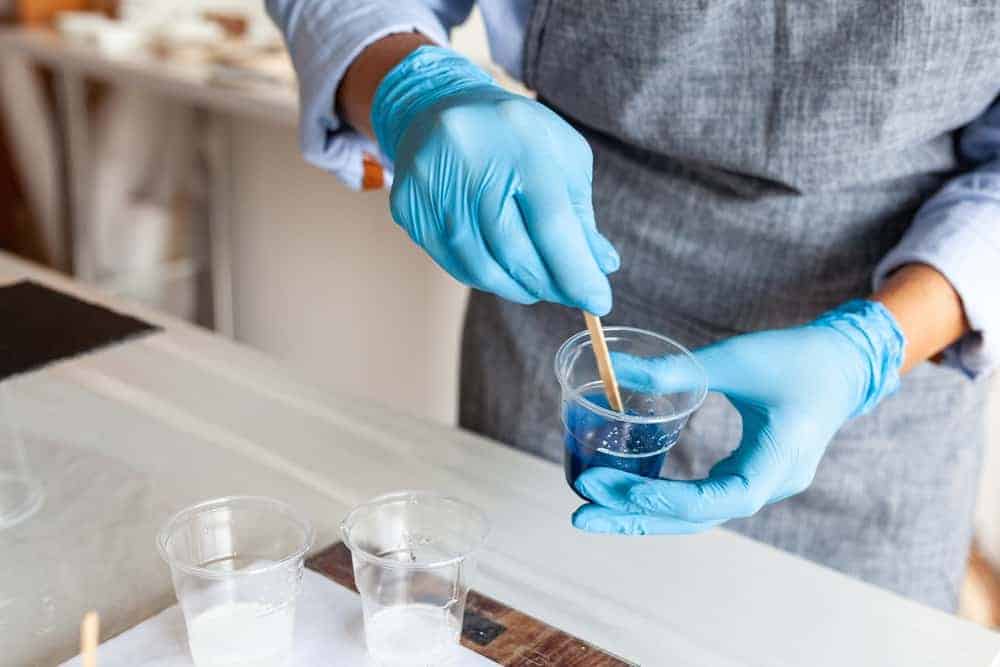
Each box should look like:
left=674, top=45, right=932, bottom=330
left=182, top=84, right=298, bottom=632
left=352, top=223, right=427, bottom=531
left=266, top=1, right=999, bottom=612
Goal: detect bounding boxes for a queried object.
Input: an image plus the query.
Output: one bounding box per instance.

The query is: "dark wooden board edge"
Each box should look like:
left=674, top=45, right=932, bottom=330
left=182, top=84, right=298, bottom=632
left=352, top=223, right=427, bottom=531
left=306, top=542, right=637, bottom=666
left=0, top=280, right=160, bottom=381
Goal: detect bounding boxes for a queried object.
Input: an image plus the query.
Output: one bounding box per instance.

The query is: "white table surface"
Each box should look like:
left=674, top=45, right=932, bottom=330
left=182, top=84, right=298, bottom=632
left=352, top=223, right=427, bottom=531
left=2, top=251, right=999, bottom=667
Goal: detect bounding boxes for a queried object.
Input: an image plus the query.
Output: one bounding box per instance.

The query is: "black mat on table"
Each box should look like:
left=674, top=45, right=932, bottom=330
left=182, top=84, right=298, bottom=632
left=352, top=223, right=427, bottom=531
left=0, top=280, right=160, bottom=381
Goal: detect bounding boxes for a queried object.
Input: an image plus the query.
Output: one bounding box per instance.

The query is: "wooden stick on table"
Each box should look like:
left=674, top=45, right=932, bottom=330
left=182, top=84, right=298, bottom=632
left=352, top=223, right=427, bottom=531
left=80, top=611, right=99, bottom=667
left=583, top=312, right=625, bottom=413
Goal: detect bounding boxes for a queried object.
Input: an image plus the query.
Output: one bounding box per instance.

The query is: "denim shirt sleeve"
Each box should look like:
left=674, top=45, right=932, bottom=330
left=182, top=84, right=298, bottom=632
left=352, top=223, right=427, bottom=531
left=874, top=100, right=1000, bottom=379
left=265, top=1, right=473, bottom=189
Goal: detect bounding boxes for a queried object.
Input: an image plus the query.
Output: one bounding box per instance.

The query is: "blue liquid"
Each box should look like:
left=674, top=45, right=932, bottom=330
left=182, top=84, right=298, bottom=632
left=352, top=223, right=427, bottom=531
left=563, top=386, right=681, bottom=499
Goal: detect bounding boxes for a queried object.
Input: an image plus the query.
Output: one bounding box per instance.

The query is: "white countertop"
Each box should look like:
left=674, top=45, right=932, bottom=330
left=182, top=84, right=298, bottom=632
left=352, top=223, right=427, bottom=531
left=2, top=251, right=998, bottom=666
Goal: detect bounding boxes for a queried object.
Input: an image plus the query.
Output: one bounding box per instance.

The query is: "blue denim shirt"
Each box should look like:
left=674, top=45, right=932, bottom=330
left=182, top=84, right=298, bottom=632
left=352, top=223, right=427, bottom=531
left=266, top=0, right=999, bottom=377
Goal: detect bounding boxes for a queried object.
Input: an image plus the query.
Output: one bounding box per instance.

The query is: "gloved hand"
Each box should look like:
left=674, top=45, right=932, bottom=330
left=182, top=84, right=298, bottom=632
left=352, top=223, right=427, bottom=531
left=571, top=300, right=906, bottom=534
left=371, top=46, right=619, bottom=314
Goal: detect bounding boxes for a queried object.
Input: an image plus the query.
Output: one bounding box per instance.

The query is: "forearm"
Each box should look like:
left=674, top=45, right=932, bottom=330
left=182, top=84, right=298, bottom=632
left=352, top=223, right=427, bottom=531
left=872, top=263, right=969, bottom=374
left=337, top=32, right=434, bottom=140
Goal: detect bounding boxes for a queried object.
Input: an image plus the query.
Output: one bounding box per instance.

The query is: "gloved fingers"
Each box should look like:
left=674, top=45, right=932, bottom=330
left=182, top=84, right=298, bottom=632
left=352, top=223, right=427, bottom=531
left=572, top=504, right=722, bottom=535
left=388, top=174, right=427, bottom=244
left=478, top=181, right=565, bottom=304
left=691, top=337, right=774, bottom=397
left=626, top=443, right=784, bottom=522
left=768, top=488, right=798, bottom=505
left=392, top=175, right=539, bottom=305
left=424, top=232, right=540, bottom=305
left=582, top=223, right=620, bottom=275
left=609, top=352, right=708, bottom=395
left=516, top=166, right=612, bottom=315
left=768, top=461, right=818, bottom=503
left=573, top=466, right=650, bottom=512
left=566, top=175, right=620, bottom=275
left=544, top=105, right=594, bottom=180
left=690, top=341, right=738, bottom=395
left=555, top=117, right=618, bottom=275
left=571, top=466, right=749, bottom=525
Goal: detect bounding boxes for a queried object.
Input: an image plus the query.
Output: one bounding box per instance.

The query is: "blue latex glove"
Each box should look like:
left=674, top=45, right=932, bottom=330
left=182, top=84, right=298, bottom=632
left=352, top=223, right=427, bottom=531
left=371, top=46, right=619, bottom=314
left=572, top=300, right=906, bottom=534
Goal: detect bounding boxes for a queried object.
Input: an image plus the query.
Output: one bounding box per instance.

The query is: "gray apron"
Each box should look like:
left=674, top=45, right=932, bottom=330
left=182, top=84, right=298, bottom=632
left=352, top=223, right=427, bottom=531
left=460, top=1, right=998, bottom=612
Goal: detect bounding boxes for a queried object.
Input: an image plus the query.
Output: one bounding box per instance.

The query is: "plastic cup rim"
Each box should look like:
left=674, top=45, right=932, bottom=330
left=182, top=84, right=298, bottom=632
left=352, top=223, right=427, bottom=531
left=340, top=490, right=490, bottom=571
left=156, top=495, right=315, bottom=580
left=554, top=325, right=709, bottom=424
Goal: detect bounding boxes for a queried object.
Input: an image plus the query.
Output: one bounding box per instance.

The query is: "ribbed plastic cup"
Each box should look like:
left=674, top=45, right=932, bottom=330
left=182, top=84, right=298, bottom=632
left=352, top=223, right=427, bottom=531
left=555, top=326, right=707, bottom=497
left=158, top=496, right=314, bottom=667
left=342, top=491, right=489, bottom=667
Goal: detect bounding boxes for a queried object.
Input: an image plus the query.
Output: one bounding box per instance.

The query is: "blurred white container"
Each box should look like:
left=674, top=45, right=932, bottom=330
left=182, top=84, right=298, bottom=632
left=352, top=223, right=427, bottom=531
left=55, top=11, right=110, bottom=44
left=56, top=11, right=147, bottom=56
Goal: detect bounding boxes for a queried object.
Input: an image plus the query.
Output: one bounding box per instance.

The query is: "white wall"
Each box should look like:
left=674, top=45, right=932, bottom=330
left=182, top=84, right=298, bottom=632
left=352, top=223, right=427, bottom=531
left=227, top=117, right=467, bottom=425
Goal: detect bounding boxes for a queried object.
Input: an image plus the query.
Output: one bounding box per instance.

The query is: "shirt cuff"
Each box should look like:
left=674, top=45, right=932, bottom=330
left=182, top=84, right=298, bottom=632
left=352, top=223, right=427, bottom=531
left=269, top=3, right=448, bottom=189
left=873, top=167, right=1000, bottom=379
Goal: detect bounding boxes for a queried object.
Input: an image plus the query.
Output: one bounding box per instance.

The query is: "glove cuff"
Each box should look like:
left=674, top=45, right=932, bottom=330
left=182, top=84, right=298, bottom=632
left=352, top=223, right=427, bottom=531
left=812, top=299, right=906, bottom=417
left=371, top=45, right=496, bottom=162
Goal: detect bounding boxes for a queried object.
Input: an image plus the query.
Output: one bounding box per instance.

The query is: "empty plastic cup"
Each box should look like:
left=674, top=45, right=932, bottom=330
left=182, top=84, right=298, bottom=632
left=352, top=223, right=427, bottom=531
left=555, top=327, right=708, bottom=497
left=341, top=491, right=489, bottom=667
left=0, top=379, right=44, bottom=531
left=157, top=496, right=314, bottom=667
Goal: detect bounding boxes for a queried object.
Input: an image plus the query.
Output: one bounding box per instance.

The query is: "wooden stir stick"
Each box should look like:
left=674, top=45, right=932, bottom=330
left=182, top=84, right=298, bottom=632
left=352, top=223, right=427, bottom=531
left=80, top=611, right=99, bottom=667
left=583, top=312, right=625, bottom=413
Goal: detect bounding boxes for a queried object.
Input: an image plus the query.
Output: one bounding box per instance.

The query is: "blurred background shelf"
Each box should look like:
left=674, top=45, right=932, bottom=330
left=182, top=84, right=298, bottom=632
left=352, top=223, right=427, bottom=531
left=0, top=27, right=298, bottom=126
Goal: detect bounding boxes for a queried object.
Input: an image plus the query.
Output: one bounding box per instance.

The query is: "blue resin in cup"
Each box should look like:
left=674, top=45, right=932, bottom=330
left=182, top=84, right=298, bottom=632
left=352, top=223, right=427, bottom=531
left=554, top=327, right=707, bottom=498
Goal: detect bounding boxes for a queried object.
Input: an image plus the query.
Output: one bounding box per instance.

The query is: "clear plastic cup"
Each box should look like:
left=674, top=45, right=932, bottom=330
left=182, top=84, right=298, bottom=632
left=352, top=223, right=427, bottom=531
left=0, top=379, right=44, bottom=530
left=555, top=326, right=708, bottom=497
left=341, top=491, right=489, bottom=667
left=157, top=496, right=314, bottom=667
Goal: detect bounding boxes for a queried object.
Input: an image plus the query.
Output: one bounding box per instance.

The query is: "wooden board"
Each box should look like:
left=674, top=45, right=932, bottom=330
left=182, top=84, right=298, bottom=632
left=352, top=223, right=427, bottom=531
left=307, top=542, right=636, bottom=666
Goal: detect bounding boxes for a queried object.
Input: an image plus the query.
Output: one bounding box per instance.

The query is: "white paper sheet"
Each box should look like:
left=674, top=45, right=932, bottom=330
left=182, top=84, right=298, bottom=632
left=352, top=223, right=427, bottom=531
left=60, top=569, right=496, bottom=666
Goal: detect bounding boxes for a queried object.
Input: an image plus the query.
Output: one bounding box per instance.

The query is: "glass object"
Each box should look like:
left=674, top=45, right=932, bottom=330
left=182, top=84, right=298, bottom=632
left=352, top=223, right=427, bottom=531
left=157, top=496, right=314, bottom=667
left=555, top=326, right=708, bottom=497
left=0, top=378, right=44, bottom=530
left=341, top=491, right=489, bottom=667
